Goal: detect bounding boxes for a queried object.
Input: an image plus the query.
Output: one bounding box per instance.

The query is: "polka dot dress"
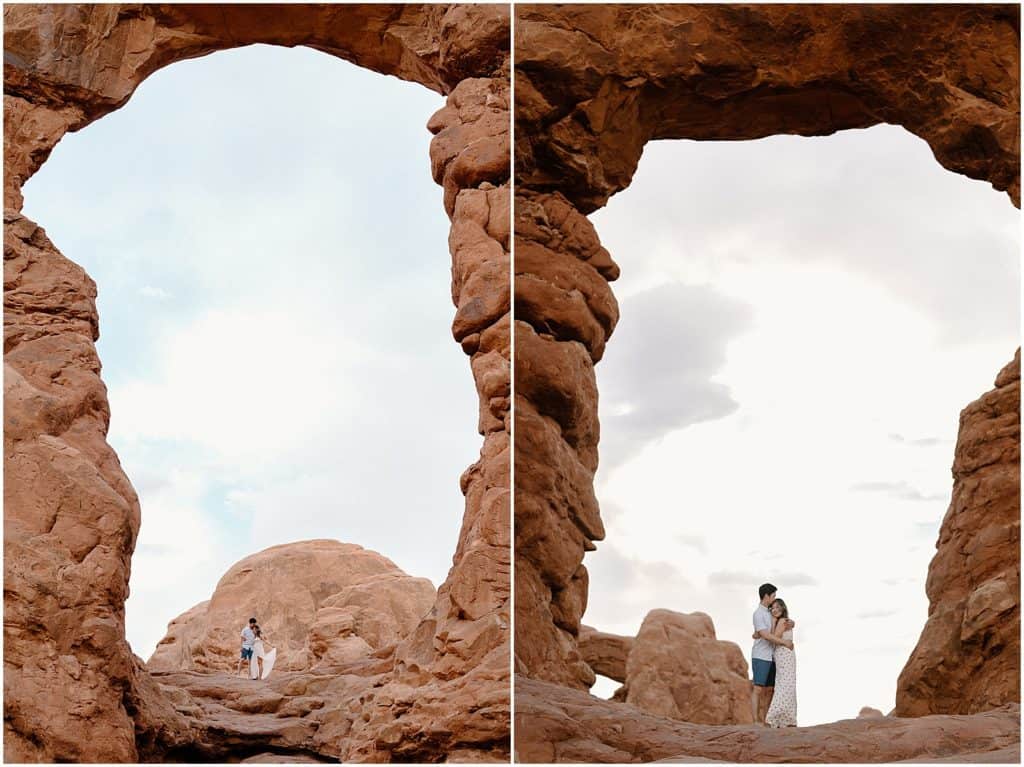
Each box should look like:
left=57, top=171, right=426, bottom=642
left=766, top=630, right=797, bottom=727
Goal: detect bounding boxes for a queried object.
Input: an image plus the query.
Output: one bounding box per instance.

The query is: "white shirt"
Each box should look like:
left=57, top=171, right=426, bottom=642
left=752, top=604, right=774, bottom=661
left=241, top=626, right=256, bottom=648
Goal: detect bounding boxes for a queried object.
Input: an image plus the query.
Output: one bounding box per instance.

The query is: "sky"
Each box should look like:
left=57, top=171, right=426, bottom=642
left=21, top=45, right=477, bottom=660
left=583, top=125, right=1020, bottom=725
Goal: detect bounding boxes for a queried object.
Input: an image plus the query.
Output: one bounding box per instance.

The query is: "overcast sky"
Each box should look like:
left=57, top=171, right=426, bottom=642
left=584, top=125, right=1019, bottom=725
left=22, top=45, right=475, bottom=660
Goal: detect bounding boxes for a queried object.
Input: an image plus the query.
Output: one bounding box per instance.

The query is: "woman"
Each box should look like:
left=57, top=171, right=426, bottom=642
left=765, top=598, right=797, bottom=727
left=250, top=626, right=278, bottom=680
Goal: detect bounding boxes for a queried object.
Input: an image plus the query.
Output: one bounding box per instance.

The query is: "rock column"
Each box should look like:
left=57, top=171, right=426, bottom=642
left=895, top=351, right=1021, bottom=716
left=513, top=189, right=619, bottom=688
left=340, top=70, right=512, bottom=762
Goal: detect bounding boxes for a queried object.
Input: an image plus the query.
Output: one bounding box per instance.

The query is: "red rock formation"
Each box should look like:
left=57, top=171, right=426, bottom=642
left=515, top=676, right=1020, bottom=764
left=4, top=4, right=509, bottom=762
left=515, top=3, right=1020, bottom=213
left=578, top=624, right=633, bottom=683
left=895, top=352, right=1021, bottom=716
left=147, top=540, right=435, bottom=674
left=622, top=610, right=752, bottom=726
left=513, top=3, right=1020, bottom=714
left=513, top=189, right=618, bottom=689
left=859, top=707, right=886, bottom=719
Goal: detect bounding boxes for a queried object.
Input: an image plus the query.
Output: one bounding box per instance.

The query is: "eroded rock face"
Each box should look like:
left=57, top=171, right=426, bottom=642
left=515, top=676, right=1020, bottom=764
left=512, top=3, right=1020, bottom=709
left=515, top=3, right=1020, bottom=213
left=513, top=189, right=618, bottom=689
left=895, top=352, right=1021, bottom=716
left=147, top=541, right=435, bottom=674
left=4, top=3, right=510, bottom=762
left=620, top=610, right=752, bottom=726
left=578, top=624, right=633, bottom=683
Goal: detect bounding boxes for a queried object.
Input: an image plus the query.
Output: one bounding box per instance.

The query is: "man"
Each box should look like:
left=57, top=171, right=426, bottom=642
left=750, top=583, right=794, bottom=725
left=236, top=617, right=257, bottom=678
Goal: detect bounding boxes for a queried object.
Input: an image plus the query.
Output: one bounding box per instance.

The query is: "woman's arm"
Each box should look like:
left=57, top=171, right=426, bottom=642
left=776, top=618, right=794, bottom=650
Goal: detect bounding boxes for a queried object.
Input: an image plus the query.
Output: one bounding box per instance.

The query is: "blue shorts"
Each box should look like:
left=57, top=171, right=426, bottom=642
left=752, top=658, right=776, bottom=687
left=240, top=647, right=253, bottom=660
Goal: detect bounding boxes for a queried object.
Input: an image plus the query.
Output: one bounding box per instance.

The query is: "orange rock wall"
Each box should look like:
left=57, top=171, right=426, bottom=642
left=3, top=3, right=509, bottom=762
left=895, top=352, right=1021, bottom=716
left=513, top=3, right=1020, bottom=708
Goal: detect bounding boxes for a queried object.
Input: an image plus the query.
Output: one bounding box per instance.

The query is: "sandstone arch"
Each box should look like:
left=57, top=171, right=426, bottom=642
left=4, top=4, right=509, bottom=762
left=513, top=1, right=1019, bottom=716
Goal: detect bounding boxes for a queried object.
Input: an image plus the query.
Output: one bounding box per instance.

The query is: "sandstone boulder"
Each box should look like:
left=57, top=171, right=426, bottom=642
left=859, top=707, right=885, bottom=719
left=895, top=352, right=1020, bottom=716
left=622, top=610, right=752, bottom=726
left=147, top=540, right=435, bottom=674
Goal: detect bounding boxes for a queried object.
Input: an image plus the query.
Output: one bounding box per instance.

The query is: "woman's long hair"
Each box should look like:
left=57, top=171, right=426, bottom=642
left=254, top=625, right=262, bottom=638
left=770, top=598, right=789, bottom=620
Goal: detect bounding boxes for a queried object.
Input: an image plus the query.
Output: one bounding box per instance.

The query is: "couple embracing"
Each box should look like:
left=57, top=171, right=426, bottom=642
left=237, top=616, right=277, bottom=680
left=750, top=582, right=797, bottom=728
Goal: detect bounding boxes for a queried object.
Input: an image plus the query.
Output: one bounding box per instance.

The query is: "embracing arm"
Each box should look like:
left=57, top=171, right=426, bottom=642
left=771, top=617, right=794, bottom=650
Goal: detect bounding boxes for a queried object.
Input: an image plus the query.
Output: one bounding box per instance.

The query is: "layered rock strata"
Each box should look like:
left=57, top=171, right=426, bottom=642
left=895, top=352, right=1021, bottom=716
left=147, top=540, right=435, bottom=674
left=4, top=4, right=510, bottom=762
left=513, top=3, right=1020, bottom=711
left=515, top=676, right=1020, bottom=764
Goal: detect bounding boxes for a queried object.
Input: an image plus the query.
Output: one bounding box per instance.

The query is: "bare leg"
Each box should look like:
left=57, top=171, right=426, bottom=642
left=750, top=686, right=760, bottom=724
left=760, top=686, right=774, bottom=724
left=257, top=657, right=264, bottom=679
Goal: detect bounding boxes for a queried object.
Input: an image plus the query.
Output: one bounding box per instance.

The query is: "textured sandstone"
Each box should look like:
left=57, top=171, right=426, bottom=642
left=622, top=610, right=752, bottom=726
left=4, top=3, right=509, bottom=762
left=515, top=4, right=1020, bottom=212
left=895, top=352, right=1021, bottom=716
left=578, top=625, right=633, bottom=683
left=515, top=676, right=1020, bottom=764
left=512, top=4, right=1020, bottom=717
left=147, top=541, right=435, bottom=674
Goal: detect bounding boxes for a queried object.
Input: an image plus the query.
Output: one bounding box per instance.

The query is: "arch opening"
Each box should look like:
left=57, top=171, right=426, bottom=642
left=4, top=4, right=511, bottom=762
left=21, top=41, right=476, bottom=668
left=583, top=123, right=1019, bottom=726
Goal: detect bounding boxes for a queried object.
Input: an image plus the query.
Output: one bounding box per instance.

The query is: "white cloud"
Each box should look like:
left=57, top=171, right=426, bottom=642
left=139, top=285, right=171, bottom=300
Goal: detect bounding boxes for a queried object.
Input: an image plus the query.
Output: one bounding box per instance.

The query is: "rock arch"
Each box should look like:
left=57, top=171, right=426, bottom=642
left=513, top=1, right=1019, bottom=712
left=4, top=4, right=509, bottom=762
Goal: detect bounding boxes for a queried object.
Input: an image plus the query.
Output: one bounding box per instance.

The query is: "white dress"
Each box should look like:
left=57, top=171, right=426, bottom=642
left=249, top=639, right=278, bottom=680
left=766, top=629, right=797, bottom=727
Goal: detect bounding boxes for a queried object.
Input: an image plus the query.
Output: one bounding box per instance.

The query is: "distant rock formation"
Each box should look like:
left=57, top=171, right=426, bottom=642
left=896, top=351, right=1021, bottom=716
left=578, top=625, right=632, bottom=683
left=858, top=707, right=885, bottom=719
left=580, top=611, right=751, bottom=725
left=147, top=540, right=435, bottom=674
left=622, top=611, right=752, bottom=725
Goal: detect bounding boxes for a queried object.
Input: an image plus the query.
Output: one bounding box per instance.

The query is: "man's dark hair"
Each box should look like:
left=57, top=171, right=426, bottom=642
left=759, top=583, right=777, bottom=600
left=249, top=617, right=257, bottom=624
